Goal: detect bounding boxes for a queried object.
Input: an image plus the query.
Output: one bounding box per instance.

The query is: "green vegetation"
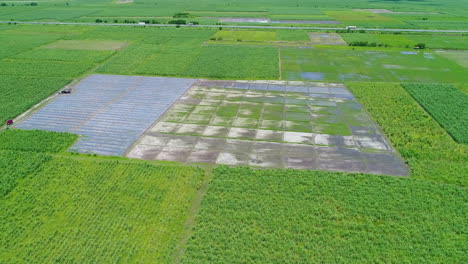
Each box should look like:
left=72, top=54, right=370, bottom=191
left=210, top=30, right=276, bottom=42
left=0, top=76, right=71, bottom=124
left=0, top=158, right=203, bottom=263
left=181, top=166, right=467, bottom=263
left=402, top=83, right=468, bottom=144
left=309, top=32, right=347, bottom=45
left=0, top=129, right=77, bottom=153
left=0, top=130, right=75, bottom=198
left=281, top=48, right=467, bottom=83
left=45, top=40, right=128, bottom=51
left=0, top=150, right=50, bottom=197
left=341, top=32, right=467, bottom=49
left=347, top=82, right=467, bottom=186
left=325, top=10, right=407, bottom=28
left=0, top=1, right=466, bottom=259
left=438, top=51, right=468, bottom=68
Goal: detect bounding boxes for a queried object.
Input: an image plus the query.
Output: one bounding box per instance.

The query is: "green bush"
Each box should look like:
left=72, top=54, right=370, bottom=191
left=168, top=19, right=186, bottom=25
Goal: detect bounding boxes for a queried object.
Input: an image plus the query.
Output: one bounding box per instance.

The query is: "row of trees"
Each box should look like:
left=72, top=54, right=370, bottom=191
left=94, top=18, right=199, bottom=25
left=349, top=40, right=426, bottom=49
left=1, top=2, right=38, bottom=6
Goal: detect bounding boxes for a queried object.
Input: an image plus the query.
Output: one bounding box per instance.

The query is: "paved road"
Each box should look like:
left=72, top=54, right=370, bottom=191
left=1, top=20, right=468, bottom=33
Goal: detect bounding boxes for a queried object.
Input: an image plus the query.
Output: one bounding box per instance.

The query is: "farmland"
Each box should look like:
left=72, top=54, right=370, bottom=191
left=0, top=158, right=204, bottom=263
left=340, top=32, right=468, bottom=49
left=280, top=48, right=467, bottom=83
left=347, top=82, right=467, bottom=186
left=402, top=83, right=468, bottom=144
left=181, top=166, right=467, bottom=263
left=0, top=0, right=467, bottom=262
left=0, top=0, right=466, bottom=29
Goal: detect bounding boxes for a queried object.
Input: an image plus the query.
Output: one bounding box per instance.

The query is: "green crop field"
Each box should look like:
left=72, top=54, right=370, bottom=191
left=0, top=130, right=204, bottom=263
left=0, top=129, right=77, bottom=153
left=0, top=0, right=467, bottom=262
left=281, top=47, right=467, bottom=83
left=210, top=30, right=276, bottom=42
left=181, top=166, right=467, bottom=263
left=340, top=32, right=468, bottom=49
left=0, top=0, right=466, bottom=29
left=0, top=158, right=204, bottom=263
left=402, top=83, right=468, bottom=144
left=347, top=82, right=467, bottom=186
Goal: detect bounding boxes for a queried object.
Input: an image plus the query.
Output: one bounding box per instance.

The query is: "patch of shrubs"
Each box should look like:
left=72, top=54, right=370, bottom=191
left=173, top=12, right=194, bottom=18
left=414, top=43, right=426, bottom=49
left=168, top=19, right=186, bottom=25
left=1, top=2, right=38, bottom=6
left=349, top=41, right=389, bottom=47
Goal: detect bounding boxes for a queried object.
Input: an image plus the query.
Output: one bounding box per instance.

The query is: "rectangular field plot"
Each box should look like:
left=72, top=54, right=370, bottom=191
left=128, top=80, right=408, bottom=176
left=281, top=48, right=468, bottom=83
left=210, top=30, right=276, bottom=42
left=219, top=17, right=270, bottom=23
left=45, top=40, right=128, bottom=51
left=16, top=74, right=196, bottom=156
left=309, top=33, right=347, bottom=45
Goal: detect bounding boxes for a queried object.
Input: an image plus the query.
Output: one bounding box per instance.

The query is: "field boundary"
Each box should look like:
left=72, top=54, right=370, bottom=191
left=278, top=48, right=282, bottom=80
left=171, top=167, right=213, bottom=264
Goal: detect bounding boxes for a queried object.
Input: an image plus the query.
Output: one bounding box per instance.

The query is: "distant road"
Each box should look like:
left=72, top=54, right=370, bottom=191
left=1, top=20, right=468, bottom=33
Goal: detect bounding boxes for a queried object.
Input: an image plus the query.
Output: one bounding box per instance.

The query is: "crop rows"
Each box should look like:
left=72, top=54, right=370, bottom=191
left=0, top=76, right=71, bottom=124
left=347, top=82, right=468, bottom=186
left=0, top=157, right=203, bottom=263
left=181, top=166, right=467, bottom=263
left=402, top=83, right=467, bottom=144
left=0, top=129, right=77, bottom=153
left=0, top=150, right=50, bottom=198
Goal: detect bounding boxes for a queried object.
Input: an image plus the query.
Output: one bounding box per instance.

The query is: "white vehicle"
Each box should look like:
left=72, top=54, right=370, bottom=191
left=346, top=26, right=357, bottom=30
left=138, top=22, right=146, bottom=25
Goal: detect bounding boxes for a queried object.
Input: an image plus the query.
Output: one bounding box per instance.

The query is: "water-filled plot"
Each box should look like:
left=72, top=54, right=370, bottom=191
left=128, top=79, right=408, bottom=176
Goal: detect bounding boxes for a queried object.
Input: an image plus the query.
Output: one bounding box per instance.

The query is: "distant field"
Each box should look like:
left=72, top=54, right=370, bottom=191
left=325, top=10, right=410, bottom=28
left=1, top=23, right=467, bottom=125
left=210, top=30, right=276, bottom=42
left=341, top=33, right=416, bottom=47
left=0, top=0, right=466, bottom=29
left=309, top=32, right=347, bottom=45
left=438, top=51, right=468, bottom=67
left=45, top=40, right=128, bottom=50
left=340, top=33, right=468, bottom=49
left=281, top=48, right=467, bottom=83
